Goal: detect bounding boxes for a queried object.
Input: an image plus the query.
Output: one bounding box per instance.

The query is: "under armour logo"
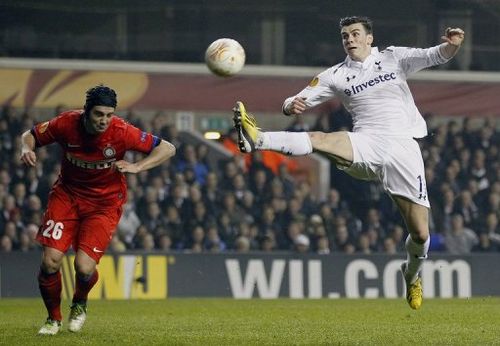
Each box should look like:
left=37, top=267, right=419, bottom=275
left=346, top=75, right=356, bottom=82
left=417, top=175, right=427, bottom=201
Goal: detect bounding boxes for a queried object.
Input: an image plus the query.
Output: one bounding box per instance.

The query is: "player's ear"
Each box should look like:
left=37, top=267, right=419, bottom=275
left=366, top=34, right=373, bottom=45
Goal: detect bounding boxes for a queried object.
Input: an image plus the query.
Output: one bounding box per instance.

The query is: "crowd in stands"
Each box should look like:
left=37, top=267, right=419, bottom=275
left=0, top=105, right=499, bottom=255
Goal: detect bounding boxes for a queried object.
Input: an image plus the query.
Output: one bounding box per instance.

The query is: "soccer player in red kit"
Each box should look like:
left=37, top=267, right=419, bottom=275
left=20, top=85, right=176, bottom=335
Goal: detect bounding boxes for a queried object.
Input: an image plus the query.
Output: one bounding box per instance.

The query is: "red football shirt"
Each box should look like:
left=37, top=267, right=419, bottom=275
left=32, top=110, right=159, bottom=206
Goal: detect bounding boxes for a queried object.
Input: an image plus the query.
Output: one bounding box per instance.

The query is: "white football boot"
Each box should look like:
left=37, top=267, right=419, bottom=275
left=38, top=318, right=62, bottom=335
left=68, top=303, right=87, bottom=332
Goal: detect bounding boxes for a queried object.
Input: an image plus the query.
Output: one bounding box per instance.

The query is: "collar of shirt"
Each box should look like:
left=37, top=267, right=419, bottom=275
left=344, top=47, right=379, bottom=69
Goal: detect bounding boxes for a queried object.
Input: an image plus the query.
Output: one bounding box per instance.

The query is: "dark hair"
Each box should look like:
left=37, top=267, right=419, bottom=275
left=84, top=85, right=117, bottom=115
left=339, top=16, right=373, bottom=34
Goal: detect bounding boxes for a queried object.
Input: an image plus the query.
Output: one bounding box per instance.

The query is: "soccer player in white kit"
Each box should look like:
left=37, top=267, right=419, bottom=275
left=233, top=16, right=465, bottom=309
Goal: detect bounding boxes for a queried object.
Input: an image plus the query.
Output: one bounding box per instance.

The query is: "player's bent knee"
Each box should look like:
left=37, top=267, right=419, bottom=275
left=74, top=264, right=96, bottom=277
left=41, top=255, right=63, bottom=273
left=408, top=217, right=430, bottom=244
left=74, top=257, right=97, bottom=276
left=41, top=248, right=64, bottom=272
left=309, top=131, right=353, bottom=163
left=410, top=228, right=429, bottom=244
left=309, top=131, right=337, bottom=147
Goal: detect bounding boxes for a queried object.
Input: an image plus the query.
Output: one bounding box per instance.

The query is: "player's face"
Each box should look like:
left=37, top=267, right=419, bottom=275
left=341, top=23, right=373, bottom=62
left=87, top=106, right=115, bottom=134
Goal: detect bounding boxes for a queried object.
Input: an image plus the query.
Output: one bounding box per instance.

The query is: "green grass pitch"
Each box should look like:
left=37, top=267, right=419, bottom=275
left=1, top=298, right=499, bottom=345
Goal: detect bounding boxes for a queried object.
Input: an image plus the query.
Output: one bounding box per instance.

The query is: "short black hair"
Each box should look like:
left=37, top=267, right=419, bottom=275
left=84, top=85, right=117, bottom=115
left=339, top=16, right=373, bottom=34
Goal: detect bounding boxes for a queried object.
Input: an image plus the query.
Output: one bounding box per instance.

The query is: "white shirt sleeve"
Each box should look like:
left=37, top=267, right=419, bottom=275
left=389, top=45, right=451, bottom=76
left=282, top=68, right=337, bottom=115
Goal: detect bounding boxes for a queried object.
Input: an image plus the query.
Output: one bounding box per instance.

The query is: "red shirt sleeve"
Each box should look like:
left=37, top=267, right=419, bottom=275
left=123, top=122, right=160, bottom=154
left=31, top=116, right=62, bottom=147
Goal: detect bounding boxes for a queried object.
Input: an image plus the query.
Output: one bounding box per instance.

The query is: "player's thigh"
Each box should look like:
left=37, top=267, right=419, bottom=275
left=36, top=187, right=79, bottom=254
left=309, top=131, right=353, bottom=165
left=393, top=196, right=429, bottom=242
left=338, top=132, right=383, bottom=181
left=77, top=207, right=123, bottom=263
left=384, top=138, right=429, bottom=207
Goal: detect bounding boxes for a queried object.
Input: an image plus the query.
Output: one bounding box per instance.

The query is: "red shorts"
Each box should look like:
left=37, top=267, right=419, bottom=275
left=36, top=185, right=123, bottom=263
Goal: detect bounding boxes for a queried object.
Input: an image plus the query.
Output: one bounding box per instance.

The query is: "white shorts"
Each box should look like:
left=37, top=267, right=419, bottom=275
left=340, top=132, right=430, bottom=208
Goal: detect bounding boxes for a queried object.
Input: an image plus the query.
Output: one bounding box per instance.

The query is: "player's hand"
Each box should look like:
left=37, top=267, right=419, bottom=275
left=286, top=97, right=307, bottom=115
left=113, top=160, right=139, bottom=174
left=441, top=27, right=465, bottom=47
left=20, top=149, right=36, bottom=167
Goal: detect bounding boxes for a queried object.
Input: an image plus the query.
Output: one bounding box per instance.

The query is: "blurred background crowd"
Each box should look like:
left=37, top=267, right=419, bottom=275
left=1, top=104, right=498, bottom=255
left=2, top=1, right=499, bottom=257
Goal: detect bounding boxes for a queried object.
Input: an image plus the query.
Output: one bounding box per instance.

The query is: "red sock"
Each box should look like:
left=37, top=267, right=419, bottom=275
left=72, top=270, right=99, bottom=304
left=38, top=269, right=62, bottom=321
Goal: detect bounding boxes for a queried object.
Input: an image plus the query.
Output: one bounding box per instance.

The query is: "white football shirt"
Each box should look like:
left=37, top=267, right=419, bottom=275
left=283, top=45, right=450, bottom=138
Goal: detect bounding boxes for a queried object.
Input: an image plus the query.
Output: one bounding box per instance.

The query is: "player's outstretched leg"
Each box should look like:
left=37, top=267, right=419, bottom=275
left=232, top=101, right=313, bottom=156
left=38, top=318, right=62, bottom=336
left=232, top=101, right=261, bottom=153
left=401, top=261, right=423, bottom=310
left=68, top=302, right=87, bottom=332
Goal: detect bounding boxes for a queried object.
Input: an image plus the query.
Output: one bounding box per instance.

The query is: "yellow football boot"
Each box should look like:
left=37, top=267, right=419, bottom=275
left=406, top=277, right=423, bottom=310
left=232, top=101, right=260, bottom=153
left=401, top=262, right=423, bottom=310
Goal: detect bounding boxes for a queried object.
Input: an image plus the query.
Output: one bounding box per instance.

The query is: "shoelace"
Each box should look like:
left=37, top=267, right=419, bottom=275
left=70, top=304, right=85, bottom=318
left=247, top=114, right=258, bottom=127
left=243, top=113, right=261, bottom=131
left=44, top=318, right=60, bottom=327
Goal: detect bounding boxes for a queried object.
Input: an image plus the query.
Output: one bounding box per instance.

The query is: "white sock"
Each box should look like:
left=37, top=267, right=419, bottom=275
left=257, top=131, right=313, bottom=155
left=404, top=234, right=430, bottom=284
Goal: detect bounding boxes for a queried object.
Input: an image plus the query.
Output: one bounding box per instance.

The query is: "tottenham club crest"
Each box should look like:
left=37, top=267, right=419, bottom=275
left=103, top=145, right=116, bottom=159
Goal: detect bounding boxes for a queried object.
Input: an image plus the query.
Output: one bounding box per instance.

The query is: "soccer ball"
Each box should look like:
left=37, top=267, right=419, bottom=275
left=205, top=38, right=245, bottom=77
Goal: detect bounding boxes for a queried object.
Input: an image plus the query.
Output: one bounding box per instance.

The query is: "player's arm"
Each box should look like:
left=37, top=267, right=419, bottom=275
left=115, top=139, right=176, bottom=174
left=283, top=97, right=307, bottom=116
left=439, top=27, right=465, bottom=59
left=283, top=70, right=335, bottom=116
left=20, top=130, right=37, bottom=167
left=393, top=27, right=465, bottom=76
